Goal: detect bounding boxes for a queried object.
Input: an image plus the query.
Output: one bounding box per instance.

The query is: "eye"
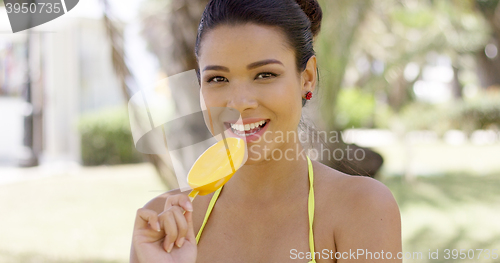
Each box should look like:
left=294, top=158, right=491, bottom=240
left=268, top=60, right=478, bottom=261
left=207, top=76, right=228, bottom=83
left=255, top=72, right=278, bottom=80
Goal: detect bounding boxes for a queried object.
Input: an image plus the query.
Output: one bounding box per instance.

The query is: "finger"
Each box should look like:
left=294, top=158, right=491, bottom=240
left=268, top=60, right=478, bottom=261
left=184, top=210, right=196, bottom=244
left=159, top=210, right=178, bottom=253
left=135, top=208, right=161, bottom=232
left=171, top=207, right=188, bottom=247
left=165, top=194, right=193, bottom=212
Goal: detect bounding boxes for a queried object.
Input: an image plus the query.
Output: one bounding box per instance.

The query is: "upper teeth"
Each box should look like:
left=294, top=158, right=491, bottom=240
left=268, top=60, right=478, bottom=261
left=230, top=121, right=266, bottom=132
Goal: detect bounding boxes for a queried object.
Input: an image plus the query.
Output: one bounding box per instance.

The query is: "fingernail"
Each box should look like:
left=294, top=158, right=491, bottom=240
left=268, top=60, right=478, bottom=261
left=156, top=222, right=161, bottom=232
left=177, top=237, right=185, bottom=247
left=167, top=242, right=174, bottom=253
left=185, top=201, right=193, bottom=212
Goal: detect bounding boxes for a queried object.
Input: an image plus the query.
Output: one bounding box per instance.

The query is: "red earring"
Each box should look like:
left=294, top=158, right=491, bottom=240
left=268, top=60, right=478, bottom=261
left=305, top=91, right=313, bottom=100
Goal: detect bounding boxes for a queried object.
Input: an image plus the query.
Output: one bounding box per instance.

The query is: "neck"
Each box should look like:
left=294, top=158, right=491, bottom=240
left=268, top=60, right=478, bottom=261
left=223, top=141, right=310, bottom=204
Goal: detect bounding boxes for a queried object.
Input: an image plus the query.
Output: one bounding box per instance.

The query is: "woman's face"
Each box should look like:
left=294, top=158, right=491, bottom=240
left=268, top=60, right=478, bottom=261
left=198, top=23, right=316, bottom=163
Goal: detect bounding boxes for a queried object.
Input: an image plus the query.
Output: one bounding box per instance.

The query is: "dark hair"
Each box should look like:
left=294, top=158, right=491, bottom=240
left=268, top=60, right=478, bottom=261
left=195, top=0, right=323, bottom=106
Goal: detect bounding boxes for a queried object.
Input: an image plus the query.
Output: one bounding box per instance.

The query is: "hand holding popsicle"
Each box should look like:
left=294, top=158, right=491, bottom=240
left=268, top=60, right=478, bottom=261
left=131, top=137, right=246, bottom=262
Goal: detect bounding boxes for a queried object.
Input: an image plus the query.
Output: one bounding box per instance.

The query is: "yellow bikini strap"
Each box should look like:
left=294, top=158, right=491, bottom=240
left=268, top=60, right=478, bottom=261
left=307, top=156, right=316, bottom=258
left=195, top=186, right=223, bottom=244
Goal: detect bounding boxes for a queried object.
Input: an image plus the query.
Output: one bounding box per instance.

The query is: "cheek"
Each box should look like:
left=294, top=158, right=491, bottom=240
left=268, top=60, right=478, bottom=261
left=264, top=81, right=303, bottom=124
left=201, top=87, right=224, bottom=107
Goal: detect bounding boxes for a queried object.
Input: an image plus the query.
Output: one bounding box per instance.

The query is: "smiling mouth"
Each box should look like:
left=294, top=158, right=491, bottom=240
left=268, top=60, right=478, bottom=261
left=224, top=119, right=270, bottom=137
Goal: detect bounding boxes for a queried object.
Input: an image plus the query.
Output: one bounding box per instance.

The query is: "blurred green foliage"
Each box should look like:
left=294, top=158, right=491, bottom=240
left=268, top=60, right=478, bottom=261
left=399, top=102, right=458, bottom=135
left=335, top=88, right=376, bottom=129
left=398, top=91, right=500, bottom=135
left=319, top=0, right=495, bottom=133
left=78, top=107, right=144, bottom=166
left=391, top=8, right=434, bottom=28
left=459, top=92, right=500, bottom=132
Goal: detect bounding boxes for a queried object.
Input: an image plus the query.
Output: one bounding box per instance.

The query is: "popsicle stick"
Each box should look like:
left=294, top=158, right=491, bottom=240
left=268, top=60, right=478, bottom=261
left=207, top=107, right=236, bottom=173
left=181, top=190, right=199, bottom=215
left=188, top=189, right=199, bottom=202
left=220, top=132, right=236, bottom=173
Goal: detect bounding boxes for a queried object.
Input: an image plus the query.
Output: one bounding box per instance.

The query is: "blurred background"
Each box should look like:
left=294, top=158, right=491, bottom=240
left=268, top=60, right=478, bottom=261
left=1, top=0, right=500, bottom=262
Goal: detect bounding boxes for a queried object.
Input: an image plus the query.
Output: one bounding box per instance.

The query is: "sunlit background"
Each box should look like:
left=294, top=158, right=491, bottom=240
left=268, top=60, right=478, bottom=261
left=1, top=0, right=500, bottom=262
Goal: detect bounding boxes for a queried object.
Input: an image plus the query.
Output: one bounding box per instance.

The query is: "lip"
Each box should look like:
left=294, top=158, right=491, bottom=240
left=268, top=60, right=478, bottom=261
left=224, top=119, right=270, bottom=143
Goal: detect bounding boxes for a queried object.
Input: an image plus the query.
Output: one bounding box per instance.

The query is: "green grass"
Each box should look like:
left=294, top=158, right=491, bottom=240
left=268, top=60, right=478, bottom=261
left=1, top=162, right=500, bottom=263
left=381, top=174, right=500, bottom=263
left=374, top=142, right=500, bottom=262
left=0, top=163, right=167, bottom=263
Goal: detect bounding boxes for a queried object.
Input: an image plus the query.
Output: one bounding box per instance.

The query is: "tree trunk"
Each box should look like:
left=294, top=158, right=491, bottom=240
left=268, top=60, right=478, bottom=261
left=311, top=0, right=383, bottom=177
left=475, top=0, right=500, bottom=89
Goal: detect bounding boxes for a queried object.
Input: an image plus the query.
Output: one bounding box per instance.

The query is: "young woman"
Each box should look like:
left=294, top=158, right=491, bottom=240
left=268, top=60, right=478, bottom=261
left=130, top=0, right=402, bottom=262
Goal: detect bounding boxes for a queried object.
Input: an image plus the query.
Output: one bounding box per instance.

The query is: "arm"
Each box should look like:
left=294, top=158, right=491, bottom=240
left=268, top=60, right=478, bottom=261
left=336, top=177, right=402, bottom=262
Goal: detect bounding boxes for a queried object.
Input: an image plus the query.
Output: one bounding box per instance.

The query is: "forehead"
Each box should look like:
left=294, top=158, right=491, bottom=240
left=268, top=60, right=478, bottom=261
left=198, top=23, right=294, bottom=69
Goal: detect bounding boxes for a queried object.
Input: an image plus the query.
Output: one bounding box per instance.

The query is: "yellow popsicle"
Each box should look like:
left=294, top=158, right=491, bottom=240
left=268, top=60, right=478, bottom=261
left=187, top=137, right=246, bottom=201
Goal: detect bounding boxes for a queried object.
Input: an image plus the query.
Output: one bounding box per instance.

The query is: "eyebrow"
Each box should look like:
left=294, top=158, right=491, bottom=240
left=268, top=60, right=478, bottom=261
left=202, top=59, right=284, bottom=72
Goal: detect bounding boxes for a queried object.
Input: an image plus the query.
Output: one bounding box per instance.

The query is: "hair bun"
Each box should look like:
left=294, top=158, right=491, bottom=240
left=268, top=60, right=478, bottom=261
left=295, top=0, right=323, bottom=37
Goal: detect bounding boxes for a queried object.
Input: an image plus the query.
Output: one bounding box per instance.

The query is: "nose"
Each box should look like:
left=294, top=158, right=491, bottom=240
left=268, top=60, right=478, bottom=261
left=226, top=82, right=258, bottom=113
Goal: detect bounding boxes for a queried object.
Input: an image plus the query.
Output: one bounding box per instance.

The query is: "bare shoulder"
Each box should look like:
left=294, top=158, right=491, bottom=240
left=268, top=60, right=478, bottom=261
left=142, top=188, right=187, bottom=214
left=338, top=173, right=400, bottom=218
left=311, top=160, right=400, bottom=220
left=312, top=160, right=402, bottom=259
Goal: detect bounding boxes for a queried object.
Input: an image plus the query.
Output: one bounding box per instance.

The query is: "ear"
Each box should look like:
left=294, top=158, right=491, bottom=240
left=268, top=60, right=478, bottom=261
left=301, top=56, right=317, bottom=95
